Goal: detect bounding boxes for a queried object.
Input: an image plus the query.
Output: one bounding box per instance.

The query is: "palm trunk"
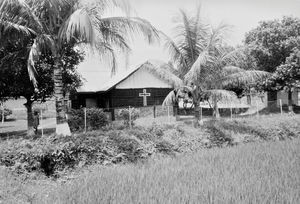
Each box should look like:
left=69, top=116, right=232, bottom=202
left=24, top=99, right=35, bottom=136
left=54, top=63, right=71, bottom=136
left=213, top=96, right=220, bottom=118
left=288, top=90, right=294, bottom=113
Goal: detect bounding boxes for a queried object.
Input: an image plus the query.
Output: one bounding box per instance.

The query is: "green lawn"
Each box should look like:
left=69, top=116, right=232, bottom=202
left=40, top=139, right=299, bottom=204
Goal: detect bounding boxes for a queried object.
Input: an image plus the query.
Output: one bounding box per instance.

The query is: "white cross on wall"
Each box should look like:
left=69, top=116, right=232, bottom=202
left=139, top=89, right=151, bottom=106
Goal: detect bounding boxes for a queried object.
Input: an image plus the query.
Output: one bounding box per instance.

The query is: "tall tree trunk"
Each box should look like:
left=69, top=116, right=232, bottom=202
left=24, top=99, right=35, bottom=136
left=213, top=95, right=220, bottom=118
left=54, top=64, right=71, bottom=136
left=288, top=90, right=294, bottom=113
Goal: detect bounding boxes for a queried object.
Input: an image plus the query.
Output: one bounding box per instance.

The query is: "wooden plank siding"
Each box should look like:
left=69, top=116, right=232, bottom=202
left=110, top=88, right=172, bottom=108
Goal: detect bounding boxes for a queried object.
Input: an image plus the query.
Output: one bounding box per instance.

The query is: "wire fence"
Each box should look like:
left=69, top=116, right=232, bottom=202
left=1, top=99, right=299, bottom=136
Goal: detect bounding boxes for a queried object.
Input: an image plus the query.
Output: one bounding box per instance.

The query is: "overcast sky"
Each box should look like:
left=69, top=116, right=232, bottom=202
left=79, top=0, right=300, bottom=87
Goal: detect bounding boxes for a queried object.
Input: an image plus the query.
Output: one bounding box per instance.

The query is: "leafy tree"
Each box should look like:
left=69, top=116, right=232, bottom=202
left=263, top=49, right=300, bottom=111
left=0, top=0, right=159, bottom=135
left=163, top=7, right=267, bottom=121
left=0, top=38, right=83, bottom=135
left=245, top=16, right=300, bottom=72
left=245, top=16, right=300, bottom=111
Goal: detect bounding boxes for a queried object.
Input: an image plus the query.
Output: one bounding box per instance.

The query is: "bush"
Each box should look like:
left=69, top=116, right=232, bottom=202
left=0, top=108, right=12, bottom=121
left=67, top=108, right=109, bottom=132
left=118, top=108, right=140, bottom=127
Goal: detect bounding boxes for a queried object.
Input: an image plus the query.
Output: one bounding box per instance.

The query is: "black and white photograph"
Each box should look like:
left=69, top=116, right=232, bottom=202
left=0, top=0, right=299, bottom=203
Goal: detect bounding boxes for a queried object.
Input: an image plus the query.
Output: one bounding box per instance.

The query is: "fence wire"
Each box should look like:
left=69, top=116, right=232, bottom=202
left=1, top=99, right=299, bottom=136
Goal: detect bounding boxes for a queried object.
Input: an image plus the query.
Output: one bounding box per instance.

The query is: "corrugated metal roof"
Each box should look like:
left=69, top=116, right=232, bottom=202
left=77, top=60, right=183, bottom=93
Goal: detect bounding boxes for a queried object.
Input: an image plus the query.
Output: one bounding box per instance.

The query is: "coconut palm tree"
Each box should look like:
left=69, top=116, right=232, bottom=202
left=163, top=7, right=268, bottom=121
left=0, top=0, right=159, bottom=135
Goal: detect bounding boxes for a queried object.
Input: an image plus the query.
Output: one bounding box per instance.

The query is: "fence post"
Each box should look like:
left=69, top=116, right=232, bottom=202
left=279, top=99, right=283, bottom=115
left=256, top=101, right=259, bottom=118
left=84, top=107, right=87, bottom=133
left=40, top=109, right=44, bottom=136
left=128, top=106, right=132, bottom=129
left=153, top=105, right=156, bottom=118
left=200, top=105, right=203, bottom=121
left=230, top=102, right=232, bottom=120
left=1, top=102, right=4, bottom=124
left=167, top=105, right=170, bottom=123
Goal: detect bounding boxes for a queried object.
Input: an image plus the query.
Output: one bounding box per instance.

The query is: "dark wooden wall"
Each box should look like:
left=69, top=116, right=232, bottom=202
left=109, top=88, right=172, bottom=108
left=72, top=88, right=173, bottom=109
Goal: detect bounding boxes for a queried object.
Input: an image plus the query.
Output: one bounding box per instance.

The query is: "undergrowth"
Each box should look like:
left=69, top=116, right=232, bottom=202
left=0, top=115, right=299, bottom=177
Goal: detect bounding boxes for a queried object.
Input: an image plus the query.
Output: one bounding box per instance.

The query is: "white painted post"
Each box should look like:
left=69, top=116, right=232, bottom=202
left=167, top=105, right=170, bottom=123
left=200, top=106, right=203, bottom=121
left=40, top=109, right=43, bottom=136
left=129, top=106, right=132, bottom=129
left=84, top=108, right=87, bottom=133
left=279, top=99, right=283, bottom=115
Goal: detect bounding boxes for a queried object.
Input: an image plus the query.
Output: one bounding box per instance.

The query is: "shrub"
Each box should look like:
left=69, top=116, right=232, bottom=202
left=0, top=108, right=12, bottom=121
left=67, top=108, right=109, bottom=132
left=118, top=108, right=140, bottom=127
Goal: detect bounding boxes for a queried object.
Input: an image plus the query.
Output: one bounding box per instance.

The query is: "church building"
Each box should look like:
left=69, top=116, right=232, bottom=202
left=71, top=60, right=183, bottom=110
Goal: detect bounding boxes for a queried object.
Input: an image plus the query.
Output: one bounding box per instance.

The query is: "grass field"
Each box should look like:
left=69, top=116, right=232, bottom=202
left=41, top=139, right=299, bottom=204
left=1, top=138, right=297, bottom=204
left=0, top=115, right=299, bottom=204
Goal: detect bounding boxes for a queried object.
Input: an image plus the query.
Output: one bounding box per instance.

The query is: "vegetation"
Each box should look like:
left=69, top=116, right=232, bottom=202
left=1, top=115, right=299, bottom=177
left=245, top=16, right=300, bottom=111
left=1, top=133, right=299, bottom=203
left=162, top=7, right=268, bottom=120
left=67, top=108, right=109, bottom=132
left=0, top=40, right=84, bottom=135
left=0, top=0, right=159, bottom=135
left=43, top=138, right=300, bottom=204
left=0, top=108, right=12, bottom=121
left=118, top=108, right=140, bottom=127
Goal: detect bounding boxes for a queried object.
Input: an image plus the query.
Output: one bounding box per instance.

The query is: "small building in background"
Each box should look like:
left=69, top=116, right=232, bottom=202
left=268, top=88, right=300, bottom=106
left=71, top=60, right=182, bottom=111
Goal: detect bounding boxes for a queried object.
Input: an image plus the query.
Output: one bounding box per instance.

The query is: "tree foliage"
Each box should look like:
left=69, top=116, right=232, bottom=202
left=163, top=7, right=268, bottom=116
left=245, top=16, right=300, bottom=73
left=263, top=49, right=300, bottom=92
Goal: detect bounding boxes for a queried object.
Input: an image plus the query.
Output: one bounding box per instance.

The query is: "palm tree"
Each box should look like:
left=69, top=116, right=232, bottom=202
left=163, top=7, right=268, bottom=121
left=0, top=0, right=159, bottom=135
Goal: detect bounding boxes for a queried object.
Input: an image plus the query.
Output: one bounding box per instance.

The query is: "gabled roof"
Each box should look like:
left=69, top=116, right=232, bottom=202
left=78, top=60, right=183, bottom=93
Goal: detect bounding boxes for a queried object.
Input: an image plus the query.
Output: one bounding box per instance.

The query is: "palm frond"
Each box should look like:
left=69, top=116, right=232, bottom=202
left=95, top=23, right=130, bottom=52
left=222, top=65, right=244, bottom=75
left=162, top=90, right=176, bottom=106
left=206, top=89, right=237, bottom=102
left=160, top=31, right=188, bottom=76
left=179, top=9, right=197, bottom=62
left=58, top=9, right=94, bottom=45
left=94, top=42, right=117, bottom=75
left=184, top=50, right=213, bottom=81
left=96, top=16, right=159, bottom=44
left=27, top=39, right=39, bottom=87
left=223, top=70, right=270, bottom=87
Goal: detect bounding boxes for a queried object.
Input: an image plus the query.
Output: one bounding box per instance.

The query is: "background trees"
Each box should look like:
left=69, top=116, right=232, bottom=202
left=245, top=16, right=300, bottom=111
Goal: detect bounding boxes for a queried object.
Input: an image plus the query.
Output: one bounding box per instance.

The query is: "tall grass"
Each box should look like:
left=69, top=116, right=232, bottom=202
left=42, top=139, right=300, bottom=204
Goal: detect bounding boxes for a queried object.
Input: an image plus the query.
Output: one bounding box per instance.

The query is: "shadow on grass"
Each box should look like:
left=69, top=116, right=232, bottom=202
left=0, top=128, right=56, bottom=140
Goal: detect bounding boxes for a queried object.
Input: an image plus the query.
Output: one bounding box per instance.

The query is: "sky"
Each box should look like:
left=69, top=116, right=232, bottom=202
left=78, top=0, right=300, bottom=90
